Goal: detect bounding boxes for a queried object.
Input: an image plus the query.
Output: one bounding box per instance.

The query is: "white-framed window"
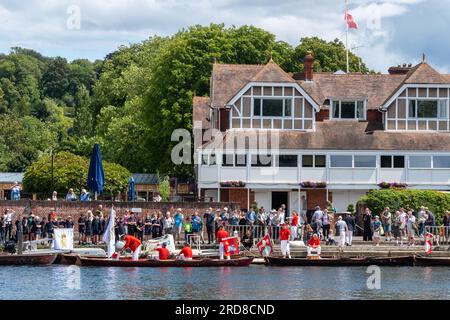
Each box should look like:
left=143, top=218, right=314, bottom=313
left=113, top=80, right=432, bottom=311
left=253, top=98, right=293, bottom=117
left=302, top=155, right=326, bottom=168
left=408, top=99, right=448, bottom=119
left=433, top=156, right=450, bottom=169
left=331, top=100, right=365, bottom=120
left=201, top=154, right=217, bottom=166
left=330, top=155, right=353, bottom=168
left=354, top=155, right=376, bottom=168
left=409, top=155, right=432, bottom=168
left=221, top=154, right=247, bottom=167
left=380, top=155, right=405, bottom=168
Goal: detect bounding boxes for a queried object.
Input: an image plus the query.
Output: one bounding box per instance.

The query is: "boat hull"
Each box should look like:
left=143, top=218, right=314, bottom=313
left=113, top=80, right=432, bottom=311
left=265, top=256, right=415, bottom=267
left=0, top=253, right=57, bottom=266
left=414, top=256, right=450, bottom=266
left=78, top=257, right=253, bottom=267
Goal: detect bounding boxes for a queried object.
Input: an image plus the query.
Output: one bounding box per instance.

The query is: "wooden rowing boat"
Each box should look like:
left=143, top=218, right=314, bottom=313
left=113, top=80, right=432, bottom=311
left=264, top=256, right=415, bottom=267
left=78, top=256, right=253, bottom=267
left=414, top=256, right=450, bottom=266
left=0, top=253, right=58, bottom=266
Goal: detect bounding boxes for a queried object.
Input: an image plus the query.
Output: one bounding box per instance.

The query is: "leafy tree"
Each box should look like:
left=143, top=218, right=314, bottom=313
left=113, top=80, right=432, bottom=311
left=293, top=37, right=370, bottom=73
left=72, top=85, right=93, bottom=136
left=142, top=24, right=295, bottom=177
left=157, top=174, right=171, bottom=202
left=23, top=151, right=131, bottom=197
left=40, top=57, right=70, bottom=99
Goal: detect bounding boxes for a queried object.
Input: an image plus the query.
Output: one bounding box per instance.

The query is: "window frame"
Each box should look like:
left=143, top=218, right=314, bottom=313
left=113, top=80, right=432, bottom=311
left=409, top=155, right=432, bottom=169
left=253, top=97, right=294, bottom=118
left=277, top=155, right=298, bottom=168
left=329, top=155, right=353, bottom=168
left=380, top=155, right=405, bottom=169
left=331, top=100, right=366, bottom=120
left=408, top=98, right=448, bottom=120
left=302, top=155, right=326, bottom=168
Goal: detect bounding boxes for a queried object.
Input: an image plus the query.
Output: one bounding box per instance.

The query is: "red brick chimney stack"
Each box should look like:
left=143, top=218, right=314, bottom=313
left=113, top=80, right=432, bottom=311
left=304, top=51, right=314, bottom=81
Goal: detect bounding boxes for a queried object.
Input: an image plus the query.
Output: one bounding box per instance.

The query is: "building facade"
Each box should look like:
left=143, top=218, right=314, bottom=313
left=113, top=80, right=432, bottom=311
left=193, top=53, right=450, bottom=214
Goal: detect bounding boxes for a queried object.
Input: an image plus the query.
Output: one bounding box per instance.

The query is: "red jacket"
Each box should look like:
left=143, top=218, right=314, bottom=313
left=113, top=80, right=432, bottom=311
left=179, top=246, right=193, bottom=258
left=123, top=235, right=141, bottom=252
left=280, top=228, right=291, bottom=241
left=292, top=215, right=299, bottom=226
left=156, top=247, right=170, bottom=260
left=217, top=229, right=229, bottom=243
left=308, top=237, right=320, bottom=247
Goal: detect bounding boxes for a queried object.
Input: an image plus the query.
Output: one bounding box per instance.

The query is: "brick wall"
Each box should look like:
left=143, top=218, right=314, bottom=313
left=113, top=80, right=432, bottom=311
left=304, top=189, right=332, bottom=210
left=315, top=109, right=330, bottom=122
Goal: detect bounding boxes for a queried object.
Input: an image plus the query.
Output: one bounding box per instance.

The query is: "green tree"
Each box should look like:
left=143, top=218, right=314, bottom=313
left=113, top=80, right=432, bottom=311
left=72, top=85, right=93, bottom=136
left=23, top=151, right=131, bottom=197
left=293, top=37, right=370, bottom=73
left=40, top=57, right=70, bottom=99
left=142, top=24, right=295, bottom=177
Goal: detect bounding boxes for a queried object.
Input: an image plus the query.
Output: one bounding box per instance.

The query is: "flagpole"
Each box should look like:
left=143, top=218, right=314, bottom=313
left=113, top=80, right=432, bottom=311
left=345, top=0, right=349, bottom=74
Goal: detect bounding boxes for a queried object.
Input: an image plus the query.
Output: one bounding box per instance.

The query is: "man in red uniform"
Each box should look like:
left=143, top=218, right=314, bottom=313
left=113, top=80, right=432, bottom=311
left=216, top=226, right=229, bottom=260
left=307, top=233, right=321, bottom=257
left=120, top=234, right=142, bottom=261
left=279, top=223, right=291, bottom=258
left=291, top=211, right=300, bottom=240
left=177, top=243, right=193, bottom=260
left=155, top=242, right=170, bottom=260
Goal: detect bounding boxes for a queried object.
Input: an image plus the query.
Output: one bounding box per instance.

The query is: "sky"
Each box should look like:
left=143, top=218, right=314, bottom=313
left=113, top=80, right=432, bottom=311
left=0, top=0, right=448, bottom=73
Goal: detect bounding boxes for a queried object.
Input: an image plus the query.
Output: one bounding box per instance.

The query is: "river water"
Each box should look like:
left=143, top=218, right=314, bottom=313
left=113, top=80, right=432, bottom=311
left=0, top=265, right=449, bottom=300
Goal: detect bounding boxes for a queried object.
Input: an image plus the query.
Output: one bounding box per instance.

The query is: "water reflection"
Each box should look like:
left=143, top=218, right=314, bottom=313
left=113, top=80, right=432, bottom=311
left=1, top=265, right=450, bottom=300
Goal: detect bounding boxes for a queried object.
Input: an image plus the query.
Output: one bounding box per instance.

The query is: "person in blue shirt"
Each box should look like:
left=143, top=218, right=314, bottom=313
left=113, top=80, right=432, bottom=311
left=173, top=208, right=184, bottom=244
left=11, top=182, right=21, bottom=201
left=80, top=189, right=90, bottom=201
left=191, top=212, right=202, bottom=243
left=246, top=209, right=256, bottom=226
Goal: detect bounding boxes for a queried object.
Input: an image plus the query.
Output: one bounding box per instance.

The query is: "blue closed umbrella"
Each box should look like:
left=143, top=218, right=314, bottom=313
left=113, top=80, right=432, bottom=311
left=87, top=143, right=105, bottom=200
left=128, top=176, right=136, bottom=201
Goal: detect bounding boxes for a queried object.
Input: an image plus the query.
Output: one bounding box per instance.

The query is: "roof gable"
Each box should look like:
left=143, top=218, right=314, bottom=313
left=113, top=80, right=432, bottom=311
left=403, top=62, right=445, bottom=84
left=251, top=59, right=295, bottom=83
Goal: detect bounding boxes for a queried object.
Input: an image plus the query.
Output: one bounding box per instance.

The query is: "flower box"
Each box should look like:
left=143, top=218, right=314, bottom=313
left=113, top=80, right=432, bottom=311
left=378, top=182, right=408, bottom=189
left=220, top=181, right=246, bottom=188
left=299, top=181, right=327, bottom=189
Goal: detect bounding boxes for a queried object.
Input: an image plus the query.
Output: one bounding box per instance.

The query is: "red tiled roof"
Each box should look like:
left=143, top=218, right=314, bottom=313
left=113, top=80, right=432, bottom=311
left=201, top=121, right=450, bottom=151
left=192, top=96, right=210, bottom=129
left=211, top=63, right=263, bottom=108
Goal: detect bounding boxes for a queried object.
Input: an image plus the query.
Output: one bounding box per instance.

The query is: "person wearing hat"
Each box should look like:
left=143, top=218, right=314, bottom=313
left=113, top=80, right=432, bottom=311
left=117, top=234, right=142, bottom=261
left=279, top=223, right=291, bottom=259
left=344, top=212, right=356, bottom=246
left=307, top=233, right=321, bottom=257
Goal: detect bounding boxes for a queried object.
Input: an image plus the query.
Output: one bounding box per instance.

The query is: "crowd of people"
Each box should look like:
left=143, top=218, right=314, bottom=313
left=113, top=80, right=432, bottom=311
left=0, top=209, right=75, bottom=244
left=2, top=201, right=450, bottom=252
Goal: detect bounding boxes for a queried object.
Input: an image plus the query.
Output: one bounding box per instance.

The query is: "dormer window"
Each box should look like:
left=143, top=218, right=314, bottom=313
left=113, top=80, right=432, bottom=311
left=408, top=99, right=448, bottom=119
left=253, top=98, right=293, bottom=117
left=331, top=100, right=365, bottom=120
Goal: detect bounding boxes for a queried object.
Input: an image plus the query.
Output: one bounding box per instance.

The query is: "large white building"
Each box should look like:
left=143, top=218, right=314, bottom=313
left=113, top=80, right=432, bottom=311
left=193, top=53, right=450, bottom=215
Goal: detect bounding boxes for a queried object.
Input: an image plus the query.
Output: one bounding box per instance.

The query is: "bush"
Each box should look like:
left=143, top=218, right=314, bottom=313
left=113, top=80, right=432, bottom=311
left=358, top=189, right=450, bottom=224
left=23, top=151, right=131, bottom=197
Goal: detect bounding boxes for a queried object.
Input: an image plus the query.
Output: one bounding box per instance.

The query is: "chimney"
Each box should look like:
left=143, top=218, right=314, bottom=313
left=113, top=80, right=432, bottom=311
left=303, top=51, right=314, bottom=81
left=388, top=64, right=413, bottom=75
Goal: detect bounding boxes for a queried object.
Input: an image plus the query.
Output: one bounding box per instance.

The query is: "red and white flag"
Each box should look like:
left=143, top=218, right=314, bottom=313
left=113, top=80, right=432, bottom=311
left=223, top=237, right=240, bottom=256
left=257, top=234, right=273, bottom=257
left=424, top=232, right=434, bottom=255
left=345, top=12, right=358, bottom=29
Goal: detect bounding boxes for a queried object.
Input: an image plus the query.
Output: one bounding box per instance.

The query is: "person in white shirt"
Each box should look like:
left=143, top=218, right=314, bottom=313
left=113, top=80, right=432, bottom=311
left=335, top=216, right=348, bottom=252
left=311, top=206, right=324, bottom=236
left=406, top=210, right=416, bottom=246
left=163, top=211, right=174, bottom=235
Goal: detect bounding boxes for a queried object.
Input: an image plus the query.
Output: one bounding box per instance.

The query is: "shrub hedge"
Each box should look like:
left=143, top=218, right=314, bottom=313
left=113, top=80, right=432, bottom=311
left=358, top=189, right=450, bottom=224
